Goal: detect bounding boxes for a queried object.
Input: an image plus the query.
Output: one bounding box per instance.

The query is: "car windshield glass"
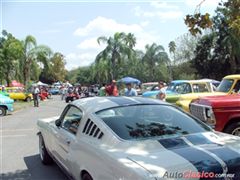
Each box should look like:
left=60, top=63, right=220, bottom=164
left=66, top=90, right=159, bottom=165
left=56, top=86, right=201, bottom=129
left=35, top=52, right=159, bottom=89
left=96, top=105, right=210, bottom=140
left=216, top=79, right=234, bottom=92
left=166, top=83, right=175, bottom=91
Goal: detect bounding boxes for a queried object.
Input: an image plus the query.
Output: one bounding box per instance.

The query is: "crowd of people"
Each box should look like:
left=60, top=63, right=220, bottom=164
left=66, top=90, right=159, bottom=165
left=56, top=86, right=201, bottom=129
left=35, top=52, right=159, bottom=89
left=30, top=79, right=167, bottom=107
left=97, top=80, right=167, bottom=101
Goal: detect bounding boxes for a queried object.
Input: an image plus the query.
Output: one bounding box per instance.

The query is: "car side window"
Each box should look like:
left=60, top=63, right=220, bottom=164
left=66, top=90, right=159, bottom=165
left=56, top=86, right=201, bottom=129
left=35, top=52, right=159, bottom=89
left=151, top=85, right=159, bottom=91
left=233, top=80, right=240, bottom=93
left=192, top=84, right=209, bottom=93
left=61, top=106, right=83, bottom=135
left=176, top=83, right=191, bottom=94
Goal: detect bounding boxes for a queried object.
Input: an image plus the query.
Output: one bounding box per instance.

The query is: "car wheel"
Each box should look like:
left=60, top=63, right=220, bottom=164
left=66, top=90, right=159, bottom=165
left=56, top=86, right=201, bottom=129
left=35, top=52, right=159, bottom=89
left=224, top=121, right=240, bottom=136
left=82, top=173, right=93, bottom=180
left=0, top=107, right=7, bottom=116
left=39, top=134, right=53, bottom=165
left=66, top=97, right=69, bottom=103
left=25, top=97, right=31, bottom=102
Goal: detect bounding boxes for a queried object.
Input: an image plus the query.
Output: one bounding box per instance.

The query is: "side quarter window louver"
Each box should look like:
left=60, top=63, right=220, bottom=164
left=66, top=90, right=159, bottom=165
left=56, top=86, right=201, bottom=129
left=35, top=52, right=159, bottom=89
left=82, top=119, right=104, bottom=139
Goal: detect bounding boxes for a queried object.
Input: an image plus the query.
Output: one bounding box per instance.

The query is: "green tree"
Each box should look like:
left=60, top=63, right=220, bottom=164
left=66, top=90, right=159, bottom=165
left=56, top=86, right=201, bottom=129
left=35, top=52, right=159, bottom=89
left=0, top=31, right=23, bottom=86
left=76, top=66, right=93, bottom=85
left=143, top=43, right=169, bottom=81
left=168, top=41, right=176, bottom=81
left=21, top=35, right=37, bottom=85
left=50, top=53, right=67, bottom=82
left=96, top=32, right=136, bottom=80
left=185, top=0, right=240, bottom=76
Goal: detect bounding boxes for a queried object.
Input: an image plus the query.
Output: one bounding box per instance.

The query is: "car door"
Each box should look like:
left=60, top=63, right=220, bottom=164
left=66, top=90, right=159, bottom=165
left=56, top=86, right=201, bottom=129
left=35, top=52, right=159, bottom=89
left=54, top=105, right=83, bottom=172
left=14, top=89, right=25, bottom=100
left=232, top=80, right=240, bottom=93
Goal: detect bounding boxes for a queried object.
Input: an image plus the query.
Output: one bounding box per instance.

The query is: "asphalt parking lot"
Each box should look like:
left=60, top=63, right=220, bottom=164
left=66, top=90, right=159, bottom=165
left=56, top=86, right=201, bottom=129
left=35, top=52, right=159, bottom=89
left=1, top=96, right=68, bottom=180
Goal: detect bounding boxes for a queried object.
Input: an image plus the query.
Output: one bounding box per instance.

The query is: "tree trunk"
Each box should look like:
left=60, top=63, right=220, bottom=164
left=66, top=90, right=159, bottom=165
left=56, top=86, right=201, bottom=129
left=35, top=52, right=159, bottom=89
left=6, top=64, right=11, bottom=86
left=111, top=55, right=116, bottom=80
left=23, top=58, right=32, bottom=86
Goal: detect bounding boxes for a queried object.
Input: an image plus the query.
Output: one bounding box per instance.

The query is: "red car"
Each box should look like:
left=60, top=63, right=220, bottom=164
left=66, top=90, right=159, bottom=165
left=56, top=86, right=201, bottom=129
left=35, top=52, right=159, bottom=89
left=190, top=94, right=240, bottom=136
left=39, top=90, right=50, bottom=101
left=65, top=92, right=80, bottom=103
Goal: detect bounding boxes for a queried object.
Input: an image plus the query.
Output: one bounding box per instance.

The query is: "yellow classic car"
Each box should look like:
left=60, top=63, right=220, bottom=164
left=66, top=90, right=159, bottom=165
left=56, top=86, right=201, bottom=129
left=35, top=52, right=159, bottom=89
left=5, top=87, right=33, bottom=102
left=176, top=74, right=240, bottom=112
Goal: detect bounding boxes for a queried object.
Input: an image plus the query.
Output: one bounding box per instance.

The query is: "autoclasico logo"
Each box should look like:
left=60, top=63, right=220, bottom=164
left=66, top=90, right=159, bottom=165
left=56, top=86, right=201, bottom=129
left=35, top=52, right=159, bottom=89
left=161, top=171, right=235, bottom=179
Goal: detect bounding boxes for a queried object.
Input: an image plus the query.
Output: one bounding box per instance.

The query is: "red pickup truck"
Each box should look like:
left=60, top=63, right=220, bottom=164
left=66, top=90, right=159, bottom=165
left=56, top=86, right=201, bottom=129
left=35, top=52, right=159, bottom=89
left=190, top=94, right=240, bottom=136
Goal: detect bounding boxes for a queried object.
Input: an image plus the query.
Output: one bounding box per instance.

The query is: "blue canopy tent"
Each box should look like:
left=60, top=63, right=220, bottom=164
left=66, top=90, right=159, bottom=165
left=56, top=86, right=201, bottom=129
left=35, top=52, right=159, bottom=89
left=118, top=77, right=141, bottom=85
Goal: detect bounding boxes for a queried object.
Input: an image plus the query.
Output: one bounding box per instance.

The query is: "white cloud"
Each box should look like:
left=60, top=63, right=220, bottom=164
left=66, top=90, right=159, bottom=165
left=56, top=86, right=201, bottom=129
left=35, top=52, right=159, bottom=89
left=65, top=52, right=96, bottom=70
left=77, top=37, right=104, bottom=50
left=133, top=6, right=183, bottom=20
left=140, top=21, right=149, bottom=27
left=69, top=16, right=163, bottom=69
left=150, top=2, right=179, bottom=9
left=74, top=16, right=159, bottom=50
left=74, top=16, right=142, bottom=37
left=185, top=0, right=222, bottom=8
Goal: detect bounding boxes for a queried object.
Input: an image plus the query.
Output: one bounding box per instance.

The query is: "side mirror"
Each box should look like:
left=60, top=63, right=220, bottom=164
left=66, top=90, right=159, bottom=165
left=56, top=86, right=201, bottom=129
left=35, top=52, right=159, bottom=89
left=55, top=119, right=61, bottom=127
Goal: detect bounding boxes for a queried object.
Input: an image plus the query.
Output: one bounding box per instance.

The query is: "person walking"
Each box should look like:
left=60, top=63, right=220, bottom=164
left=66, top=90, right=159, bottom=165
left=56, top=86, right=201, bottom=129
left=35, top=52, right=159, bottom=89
left=99, top=83, right=107, bottom=96
left=157, top=81, right=166, bottom=101
left=124, top=83, right=137, bottom=96
left=106, top=80, right=119, bottom=96
left=33, top=86, right=40, bottom=107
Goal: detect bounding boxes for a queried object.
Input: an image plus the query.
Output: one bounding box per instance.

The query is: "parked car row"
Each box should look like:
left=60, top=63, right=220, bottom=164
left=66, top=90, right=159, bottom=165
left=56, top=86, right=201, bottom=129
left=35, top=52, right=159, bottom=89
left=0, top=85, right=57, bottom=116
left=142, top=74, right=240, bottom=137
left=0, top=94, right=14, bottom=116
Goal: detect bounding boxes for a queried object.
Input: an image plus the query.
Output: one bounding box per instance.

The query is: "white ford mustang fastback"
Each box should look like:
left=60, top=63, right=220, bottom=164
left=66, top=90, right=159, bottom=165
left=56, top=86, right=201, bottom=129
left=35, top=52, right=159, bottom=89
left=37, top=97, right=240, bottom=180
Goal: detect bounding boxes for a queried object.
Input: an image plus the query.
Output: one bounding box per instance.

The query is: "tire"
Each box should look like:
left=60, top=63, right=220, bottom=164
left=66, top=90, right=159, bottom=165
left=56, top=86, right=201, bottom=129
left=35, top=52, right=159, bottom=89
left=25, top=97, right=31, bottom=102
left=82, top=173, right=93, bottom=180
left=224, top=121, right=240, bottom=137
left=39, top=134, right=53, bottom=165
left=0, top=107, right=7, bottom=116
left=66, top=97, right=69, bottom=103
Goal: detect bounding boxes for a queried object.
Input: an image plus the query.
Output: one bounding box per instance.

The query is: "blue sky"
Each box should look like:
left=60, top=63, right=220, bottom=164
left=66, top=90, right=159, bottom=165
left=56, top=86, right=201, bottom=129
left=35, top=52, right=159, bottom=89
left=1, top=0, right=222, bottom=70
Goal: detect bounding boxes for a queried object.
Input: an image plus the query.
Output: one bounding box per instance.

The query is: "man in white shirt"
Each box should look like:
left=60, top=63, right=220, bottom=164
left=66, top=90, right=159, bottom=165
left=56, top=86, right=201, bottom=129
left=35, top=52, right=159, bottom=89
left=157, top=81, right=166, bottom=101
left=33, top=86, right=40, bottom=107
left=124, top=83, right=138, bottom=96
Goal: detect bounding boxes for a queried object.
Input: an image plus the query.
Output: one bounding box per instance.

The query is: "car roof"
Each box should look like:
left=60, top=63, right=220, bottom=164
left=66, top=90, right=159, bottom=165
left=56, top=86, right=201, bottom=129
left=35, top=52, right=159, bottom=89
left=142, top=82, right=158, bottom=85
left=187, top=80, right=213, bottom=83
left=170, top=80, right=188, bottom=83
left=223, top=74, right=240, bottom=79
left=71, top=96, right=167, bottom=113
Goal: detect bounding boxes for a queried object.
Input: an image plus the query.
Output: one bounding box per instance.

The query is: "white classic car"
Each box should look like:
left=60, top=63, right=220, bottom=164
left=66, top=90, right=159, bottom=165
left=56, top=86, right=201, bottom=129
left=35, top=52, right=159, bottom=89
left=37, top=97, right=240, bottom=180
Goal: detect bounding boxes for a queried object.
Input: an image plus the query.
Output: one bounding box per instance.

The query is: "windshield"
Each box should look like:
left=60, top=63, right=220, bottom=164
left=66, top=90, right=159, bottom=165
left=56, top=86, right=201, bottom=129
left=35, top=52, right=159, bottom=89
left=166, top=83, right=175, bottom=91
left=96, top=105, right=210, bottom=140
left=217, top=79, right=234, bottom=92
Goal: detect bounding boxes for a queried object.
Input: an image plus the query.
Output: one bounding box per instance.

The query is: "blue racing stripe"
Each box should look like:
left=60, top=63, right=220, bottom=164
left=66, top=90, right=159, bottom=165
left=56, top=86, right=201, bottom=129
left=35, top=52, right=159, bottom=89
left=185, top=134, right=240, bottom=178
left=159, top=137, right=223, bottom=175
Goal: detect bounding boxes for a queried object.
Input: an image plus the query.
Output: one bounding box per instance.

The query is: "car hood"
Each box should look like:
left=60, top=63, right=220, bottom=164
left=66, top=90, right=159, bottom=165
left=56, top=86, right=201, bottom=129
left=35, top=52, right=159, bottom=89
left=142, top=90, right=178, bottom=98
left=0, top=94, right=14, bottom=104
left=115, top=132, right=240, bottom=178
left=193, top=94, right=240, bottom=108
left=142, top=90, right=159, bottom=97
left=37, top=116, right=60, bottom=128
left=178, top=92, right=226, bottom=100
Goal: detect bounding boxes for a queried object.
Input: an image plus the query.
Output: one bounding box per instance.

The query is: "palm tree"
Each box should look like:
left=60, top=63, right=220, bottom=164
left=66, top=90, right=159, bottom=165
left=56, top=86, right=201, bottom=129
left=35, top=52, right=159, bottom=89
left=143, top=43, right=169, bottom=81
left=21, top=35, right=53, bottom=85
left=22, top=35, right=37, bottom=85
left=168, top=41, right=176, bottom=56
left=96, top=32, right=136, bottom=80
left=168, top=41, right=176, bottom=80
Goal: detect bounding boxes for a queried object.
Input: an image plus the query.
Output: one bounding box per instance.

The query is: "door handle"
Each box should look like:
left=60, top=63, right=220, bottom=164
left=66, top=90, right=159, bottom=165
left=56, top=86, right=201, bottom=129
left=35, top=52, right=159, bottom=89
left=66, top=140, right=71, bottom=145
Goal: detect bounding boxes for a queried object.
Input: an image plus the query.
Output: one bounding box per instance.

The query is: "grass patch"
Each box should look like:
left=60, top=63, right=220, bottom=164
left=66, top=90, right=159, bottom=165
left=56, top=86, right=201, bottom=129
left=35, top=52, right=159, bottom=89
left=13, top=101, right=33, bottom=112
